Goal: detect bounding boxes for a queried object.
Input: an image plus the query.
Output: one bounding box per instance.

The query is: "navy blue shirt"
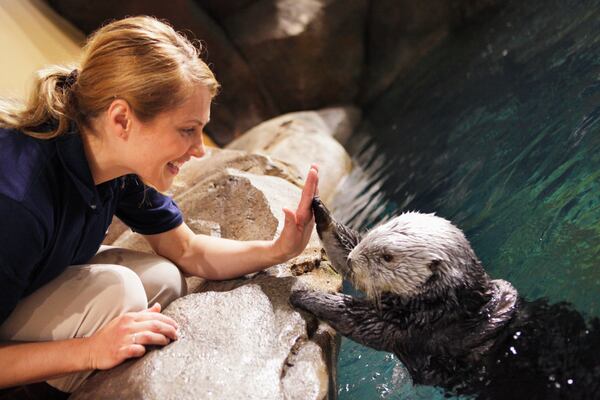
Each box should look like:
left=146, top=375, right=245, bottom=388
left=0, top=125, right=183, bottom=325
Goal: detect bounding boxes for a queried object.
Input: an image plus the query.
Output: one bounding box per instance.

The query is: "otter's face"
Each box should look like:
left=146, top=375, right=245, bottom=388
left=348, top=212, right=476, bottom=300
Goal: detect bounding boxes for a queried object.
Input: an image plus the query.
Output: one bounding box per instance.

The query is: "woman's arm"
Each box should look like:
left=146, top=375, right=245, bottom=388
left=144, top=165, right=319, bottom=280
left=0, top=303, right=177, bottom=389
left=0, top=338, right=90, bottom=388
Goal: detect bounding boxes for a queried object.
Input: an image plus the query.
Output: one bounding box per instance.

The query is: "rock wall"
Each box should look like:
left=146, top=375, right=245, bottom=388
left=47, top=0, right=503, bottom=145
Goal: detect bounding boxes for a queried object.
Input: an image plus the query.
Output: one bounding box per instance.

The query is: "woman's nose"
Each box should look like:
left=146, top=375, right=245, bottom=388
left=189, top=132, right=206, bottom=158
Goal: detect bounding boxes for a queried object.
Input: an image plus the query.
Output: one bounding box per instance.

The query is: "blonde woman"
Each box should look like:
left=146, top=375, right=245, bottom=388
left=0, top=16, right=318, bottom=396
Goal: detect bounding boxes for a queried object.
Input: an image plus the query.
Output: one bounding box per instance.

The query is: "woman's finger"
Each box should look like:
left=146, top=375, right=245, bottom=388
left=131, top=331, right=172, bottom=346
left=282, top=207, right=297, bottom=227
left=297, top=167, right=319, bottom=214
left=142, top=302, right=161, bottom=313
left=119, top=344, right=146, bottom=360
left=133, top=320, right=178, bottom=340
left=133, top=311, right=179, bottom=330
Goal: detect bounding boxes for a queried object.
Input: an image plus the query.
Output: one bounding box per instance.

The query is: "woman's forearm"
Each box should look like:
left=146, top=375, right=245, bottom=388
left=182, top=234, right=285, bottom=280
left=0, top=338, right=91, bottom=388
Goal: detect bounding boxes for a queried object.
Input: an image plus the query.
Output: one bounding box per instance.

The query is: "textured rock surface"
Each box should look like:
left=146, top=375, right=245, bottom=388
left=110, top=148, right=306, bottom=252
left=227, top=108, right=354, bottom=203
left=72, top=282, right=332, bottom=400
left=221, top=0, right=368, bottom=113
left=48, top=0, right=502, bottom=145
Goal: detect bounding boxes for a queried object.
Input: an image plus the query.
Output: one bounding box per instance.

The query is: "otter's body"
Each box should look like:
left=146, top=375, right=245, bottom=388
left=291, top=198, right=600, bottom=399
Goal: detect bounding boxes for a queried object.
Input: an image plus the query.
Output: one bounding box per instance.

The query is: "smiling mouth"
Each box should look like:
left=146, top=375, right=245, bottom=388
left=167, top=160, right=183, bottom=175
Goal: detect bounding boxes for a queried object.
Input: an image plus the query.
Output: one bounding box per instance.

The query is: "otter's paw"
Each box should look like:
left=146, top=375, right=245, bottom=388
left=289, top=289, right=316, bottom=311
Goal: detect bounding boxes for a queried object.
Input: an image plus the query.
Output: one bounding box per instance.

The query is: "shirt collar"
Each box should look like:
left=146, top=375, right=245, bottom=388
left=55, top=123, right=102, bottom=210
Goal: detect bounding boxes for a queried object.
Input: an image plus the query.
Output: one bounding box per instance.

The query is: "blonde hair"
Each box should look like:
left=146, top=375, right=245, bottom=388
left=0, top=16, right=219, bottom=139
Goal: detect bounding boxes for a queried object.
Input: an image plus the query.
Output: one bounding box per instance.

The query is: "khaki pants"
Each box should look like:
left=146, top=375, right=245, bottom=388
left=0, top=246, right=187, bottom=393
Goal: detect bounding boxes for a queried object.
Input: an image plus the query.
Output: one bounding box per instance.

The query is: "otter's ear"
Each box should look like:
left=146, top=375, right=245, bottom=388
left=425, top=259, right=442, bottom=285
left=429, top=259, right=442, bottom=272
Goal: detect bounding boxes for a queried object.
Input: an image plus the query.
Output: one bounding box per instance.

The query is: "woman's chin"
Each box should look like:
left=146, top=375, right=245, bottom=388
left=137, top=175, right=173, bottom=193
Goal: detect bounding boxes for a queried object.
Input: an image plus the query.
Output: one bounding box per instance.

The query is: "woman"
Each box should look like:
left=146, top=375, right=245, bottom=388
left=0, top=16, right=318, bottom=395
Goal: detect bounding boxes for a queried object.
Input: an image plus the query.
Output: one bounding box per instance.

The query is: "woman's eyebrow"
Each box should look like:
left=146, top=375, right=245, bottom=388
left=183, top=118, right=209, bottom=126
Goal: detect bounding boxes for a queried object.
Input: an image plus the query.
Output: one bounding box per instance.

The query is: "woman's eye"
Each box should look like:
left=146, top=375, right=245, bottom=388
left=180, top=128, right=196, bottom=137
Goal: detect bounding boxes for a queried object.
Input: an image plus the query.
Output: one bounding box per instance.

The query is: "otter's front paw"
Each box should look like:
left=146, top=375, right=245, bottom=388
left=289, top=289, right=316, bottom=311
left=290, top=290, right=348, bottom=318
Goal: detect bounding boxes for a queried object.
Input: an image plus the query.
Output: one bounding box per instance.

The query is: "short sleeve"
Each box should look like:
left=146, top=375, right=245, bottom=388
left=115, top=175, right=183, bottom=235
left=0, top=194, right=46, bottom=325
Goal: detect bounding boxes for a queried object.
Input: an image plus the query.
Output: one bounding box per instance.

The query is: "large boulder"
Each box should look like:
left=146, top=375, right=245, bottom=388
left=46, top=0, right=278, bottom=145
left=221, top=0, right=368, bottom=113
left=227, top=107, right=356, bottom=203
left=109, top=148, right=304, bottom=251
left=71, top=280, right=336, bottom=400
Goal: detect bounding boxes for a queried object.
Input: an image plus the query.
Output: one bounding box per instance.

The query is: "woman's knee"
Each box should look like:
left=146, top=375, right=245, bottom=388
left=139, top=258, right=187, bottom=307
left=0, top=264, right=148, bottom=342
left=89, top=264, right=148, bottom=317
left=90, top=247, right=186, bottom=308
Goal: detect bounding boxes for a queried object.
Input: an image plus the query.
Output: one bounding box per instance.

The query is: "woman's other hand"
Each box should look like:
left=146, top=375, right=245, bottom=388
left=274, top=164, right=319, bottom=261
left=85, top=303, right=179, bottom=370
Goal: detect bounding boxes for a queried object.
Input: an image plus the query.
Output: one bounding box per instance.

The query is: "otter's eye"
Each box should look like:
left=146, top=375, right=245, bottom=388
left=382, top=254, right=394, bottom=262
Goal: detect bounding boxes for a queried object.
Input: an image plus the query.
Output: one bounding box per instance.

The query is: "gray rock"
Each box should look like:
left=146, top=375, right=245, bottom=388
left=227, top=108, right=354, bottom=203
left=72, top=282, right=331, bottom=400
left=109, top=148, right=306, bottom=252
left=222, top=0, right=368, bottom=112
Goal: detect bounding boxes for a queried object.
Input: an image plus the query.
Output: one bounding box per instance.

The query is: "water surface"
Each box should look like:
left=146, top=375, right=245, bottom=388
left=333, top=0, right=600, bottom=397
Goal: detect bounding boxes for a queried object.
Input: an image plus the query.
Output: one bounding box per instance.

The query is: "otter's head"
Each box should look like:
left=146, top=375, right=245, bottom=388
left=348, top=212, right=487, bottom=302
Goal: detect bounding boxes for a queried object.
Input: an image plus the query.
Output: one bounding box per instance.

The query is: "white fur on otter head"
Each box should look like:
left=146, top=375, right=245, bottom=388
left=348, top=212, right=483, bottom=301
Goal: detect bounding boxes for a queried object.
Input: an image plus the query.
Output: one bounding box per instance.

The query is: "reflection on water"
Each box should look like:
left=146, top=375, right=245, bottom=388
left=333, top=0, right=600, bottom=397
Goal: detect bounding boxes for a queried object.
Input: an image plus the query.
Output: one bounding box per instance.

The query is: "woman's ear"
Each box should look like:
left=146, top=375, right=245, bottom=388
left=107, top=99, right=133, bottom=139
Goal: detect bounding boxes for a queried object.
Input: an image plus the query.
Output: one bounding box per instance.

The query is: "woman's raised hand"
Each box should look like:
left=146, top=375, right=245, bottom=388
left=85, top=303, right=179, bottom=370
left=274, top=164, right=319, bottom=261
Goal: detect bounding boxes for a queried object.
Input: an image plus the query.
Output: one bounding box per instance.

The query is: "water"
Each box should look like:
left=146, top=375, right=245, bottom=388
left=332, top=0, right=600, bottom=398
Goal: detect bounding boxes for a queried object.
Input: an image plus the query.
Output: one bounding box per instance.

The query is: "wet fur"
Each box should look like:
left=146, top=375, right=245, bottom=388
left=290, top=197, right=600, bottom=399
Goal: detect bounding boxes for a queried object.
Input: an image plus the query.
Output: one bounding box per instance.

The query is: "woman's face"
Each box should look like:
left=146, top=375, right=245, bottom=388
left=130, top=84, right=211, bottom=192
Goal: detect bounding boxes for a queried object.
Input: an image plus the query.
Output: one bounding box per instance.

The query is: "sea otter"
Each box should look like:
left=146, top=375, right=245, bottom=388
left=290, top=197, right=600, bottom=399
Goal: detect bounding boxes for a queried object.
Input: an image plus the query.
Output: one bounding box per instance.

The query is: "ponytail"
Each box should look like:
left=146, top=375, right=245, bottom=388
left=0, top=64, right=80, bottom=139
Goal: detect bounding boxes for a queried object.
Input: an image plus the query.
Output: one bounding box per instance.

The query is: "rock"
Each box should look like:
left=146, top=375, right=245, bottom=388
left=45, top=0, right=278, bottom=145
left=200, top=0, right=256, bottom=23
left=109, top=147, right=301, bottom=248
left=221, top=0, right=368, bottom=112
left=72, top=282, right=331, bottom=400
left=227, top=108, right=354, bottom=203
left=313, top=106, right=362, bottom=147
left=169, top=148, right=305, bottom=198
